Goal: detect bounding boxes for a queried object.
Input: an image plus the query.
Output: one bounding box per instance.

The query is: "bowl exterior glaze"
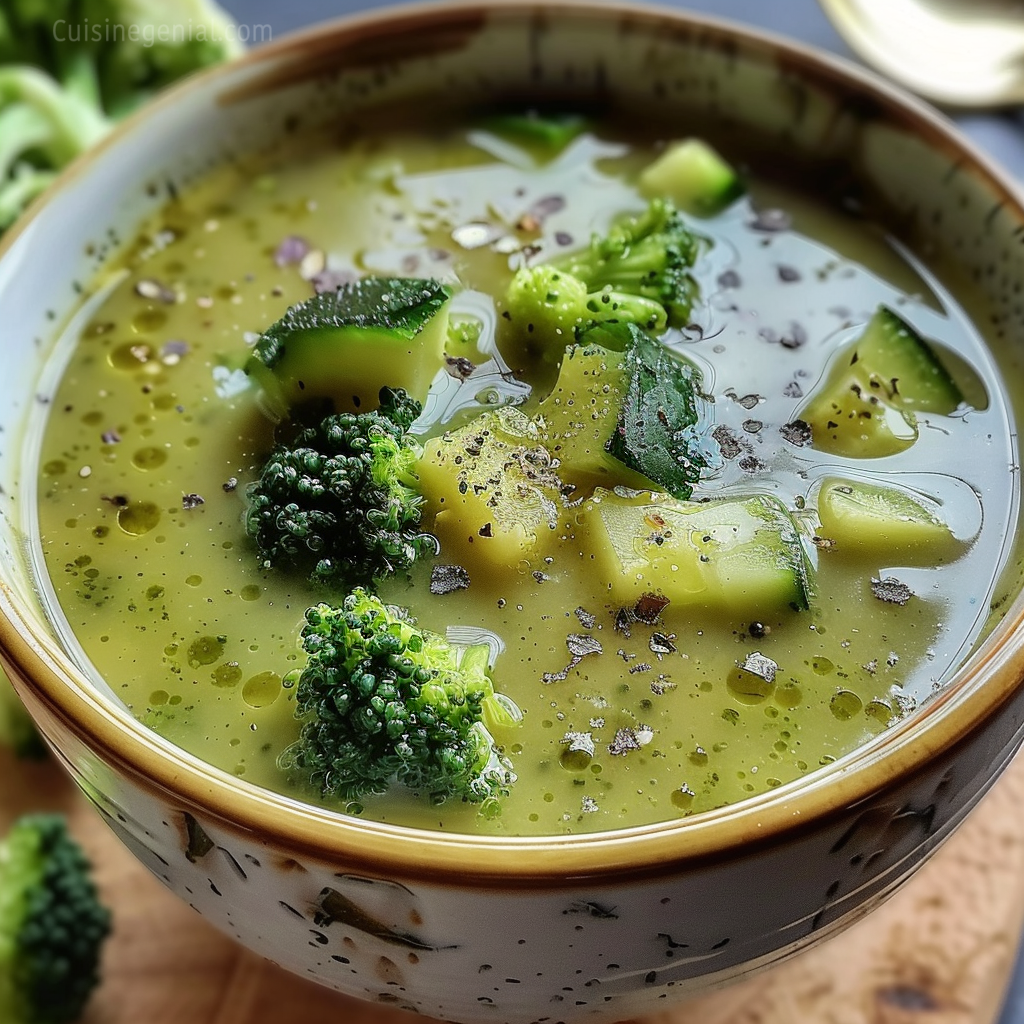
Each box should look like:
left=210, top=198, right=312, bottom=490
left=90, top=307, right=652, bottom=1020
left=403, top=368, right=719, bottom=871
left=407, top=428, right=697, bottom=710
left=2, top=4, right=1024, bottom=1022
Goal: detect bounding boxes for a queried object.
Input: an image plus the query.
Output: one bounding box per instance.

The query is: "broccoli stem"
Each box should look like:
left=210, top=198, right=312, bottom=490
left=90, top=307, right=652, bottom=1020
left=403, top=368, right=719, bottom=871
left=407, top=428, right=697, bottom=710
left=0, top=67, right=110, bottom=167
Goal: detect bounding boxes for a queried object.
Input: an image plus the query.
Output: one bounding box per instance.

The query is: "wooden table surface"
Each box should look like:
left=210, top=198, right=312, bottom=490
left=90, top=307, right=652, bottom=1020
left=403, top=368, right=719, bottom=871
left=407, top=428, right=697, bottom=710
left=4, top=745, right=1022, bottom=1024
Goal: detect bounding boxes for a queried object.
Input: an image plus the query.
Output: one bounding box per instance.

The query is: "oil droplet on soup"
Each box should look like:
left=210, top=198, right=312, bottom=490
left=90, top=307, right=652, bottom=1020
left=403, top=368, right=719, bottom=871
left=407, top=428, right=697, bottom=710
left=33, top=115, right=1016, bottom=836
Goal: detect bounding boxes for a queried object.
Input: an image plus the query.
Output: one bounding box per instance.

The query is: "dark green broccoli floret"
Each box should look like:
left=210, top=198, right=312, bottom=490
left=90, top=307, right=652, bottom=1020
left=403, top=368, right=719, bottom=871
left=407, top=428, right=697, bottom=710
left=504, top=198, right=702, bottom=347
left=0, top=669, right=46, bottom=760
left=0, top=814, right=111, bottom=1024
left=245, top=387, right=429, bottom=589
left=283, top=590, right=519, bottom=806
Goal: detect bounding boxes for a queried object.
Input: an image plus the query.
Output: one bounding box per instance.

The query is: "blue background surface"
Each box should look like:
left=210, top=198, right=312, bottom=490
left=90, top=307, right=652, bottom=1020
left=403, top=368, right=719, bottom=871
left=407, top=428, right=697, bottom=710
left=217, top=1, right=1024, bottom=1018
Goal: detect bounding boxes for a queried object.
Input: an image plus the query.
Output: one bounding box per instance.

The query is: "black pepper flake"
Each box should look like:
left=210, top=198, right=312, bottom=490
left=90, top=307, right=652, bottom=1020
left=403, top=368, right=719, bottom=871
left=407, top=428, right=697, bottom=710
left=101, top=494, right=129, bottom=507
left=738, top=455, right=766, bottom=473
left=478, top=523, right=493, bottom=538
left=445, top=355, right=477, bottom=380
left=574, top=606, right=596, bottom=629
left=739, top=651, right=777, bottom=683
left=566, top=634, right=602, bottom=658
left=634, top=593, right=670, bottom=624
left=780, top=321, right=808, bottom=349
left=742, top=419, right=763, bottom=434
left=544, top=633, right=603, bottom=683
left=609, top=728, right=641, bottom=756
left=717, top=269, right=741, bottom=289
left=783, top=380, right=804, bottom=399
left=712, top=425, right=742, bottom=460
left=780, top=420, right=812, bottom=446
left=777, top=265, right=801, bottom=283
left=430, top=564, right=471, bottom=596
left=628, top=662, right=652, bottom=675
left=649, top=632, right=677, bottom=656
left=749, top=208, right=792, bottom=233
left=731, top=392, right=762, bottom=410
left=101, top=429, right=121, bottom=444
left=554, top=231, right=574, bottom=246
left=871, top=576, right=913, bottom=605
left=222, top=477, right=238, bottom=493
left=532, top=571, right=550, bottom=584
left=182, top=493, right=205, bottom=510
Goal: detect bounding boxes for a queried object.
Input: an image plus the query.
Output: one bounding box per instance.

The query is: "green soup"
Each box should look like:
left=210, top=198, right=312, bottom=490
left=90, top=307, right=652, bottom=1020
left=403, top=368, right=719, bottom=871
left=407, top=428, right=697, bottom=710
left=33, top=115, right=1014, bottom=835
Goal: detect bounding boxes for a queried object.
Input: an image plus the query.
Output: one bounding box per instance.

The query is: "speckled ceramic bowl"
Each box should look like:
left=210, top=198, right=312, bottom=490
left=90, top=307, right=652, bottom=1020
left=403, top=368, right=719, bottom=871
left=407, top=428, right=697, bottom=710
left=2, top=3, right=1024, bottom=1022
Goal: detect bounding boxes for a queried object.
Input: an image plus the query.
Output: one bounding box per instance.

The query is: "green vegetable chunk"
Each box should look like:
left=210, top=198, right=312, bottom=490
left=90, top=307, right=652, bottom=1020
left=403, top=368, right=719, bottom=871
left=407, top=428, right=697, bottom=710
left=639, top=138, right=744, bottom=216
left=416, top=407, right=567, bottom=569
left=483, top=111, right=588, bottom=157
left=534, top=343, right=654, bottom=493
left=246, top=277, right=452, bottom=419
left=285, top=590, right=519, bottom=804
left=606, top=324, right=716, bottom=500
left=502, top=198, right=703, bottom=352
left=801, top=305, right=963, bottom=458
left=575, top=489, right=812, bottom=614
left=817, top=477, right=965, bottom=564
left=0, top=814, right=111, bottom=1024
left=0, top=0, right=242, bottom=232
left=245, top=388, right=428, bottom=588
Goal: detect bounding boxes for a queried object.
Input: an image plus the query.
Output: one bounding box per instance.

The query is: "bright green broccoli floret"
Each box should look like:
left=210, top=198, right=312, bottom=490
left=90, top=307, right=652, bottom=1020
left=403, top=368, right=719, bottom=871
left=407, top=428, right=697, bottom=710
left=245, top=388, right=430, bottom=589
left=0, top=0, right=242, bottom=231
left=0, top=669, right=46, bottom=760
left=0, top=814, right=111, bottom=1024
left=284, top=590, right=519, bottom=805
left=504, top=198, right=702, bottom=347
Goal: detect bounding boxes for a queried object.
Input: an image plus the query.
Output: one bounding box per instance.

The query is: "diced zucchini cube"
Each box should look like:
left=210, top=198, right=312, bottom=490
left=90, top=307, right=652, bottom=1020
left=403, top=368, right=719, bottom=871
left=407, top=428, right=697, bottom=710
left=575, top=489, right=811, bottom=615
left=639, top=139, right=744, bottom=217
left=534, top=343, right=653, bottom=493
left=416, top=408, right=566, bottom=568
left=816, top=477, right=964, bottom=564
left=246, top=278, right=451, bottom=419
left=800, top=305, right=963, bottom=458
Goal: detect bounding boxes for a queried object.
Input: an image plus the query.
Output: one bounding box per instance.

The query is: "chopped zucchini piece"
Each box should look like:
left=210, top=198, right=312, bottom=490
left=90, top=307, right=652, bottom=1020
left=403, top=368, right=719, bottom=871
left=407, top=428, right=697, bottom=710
left=416, top=408, right=566, bottom=568
left=816, top=477, right=964, bottom=564
left=483, top=111, right=588, bottom=157
left=801, top=305, right=963, bottom=458
left=575, top=489, right=811, bottom=614
left=639, top=139, right=744, bottom=217
left=534, top=343, right=653, bottom=493
left=607, top=325, right=716, bottom=499
left=246, top=277, right=451, bottom=419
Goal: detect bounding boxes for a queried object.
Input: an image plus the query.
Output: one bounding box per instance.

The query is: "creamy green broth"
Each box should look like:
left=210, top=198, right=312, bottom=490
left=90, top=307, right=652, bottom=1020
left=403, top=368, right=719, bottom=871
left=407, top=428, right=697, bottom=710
left=34, top=119, right=1014, bottom=835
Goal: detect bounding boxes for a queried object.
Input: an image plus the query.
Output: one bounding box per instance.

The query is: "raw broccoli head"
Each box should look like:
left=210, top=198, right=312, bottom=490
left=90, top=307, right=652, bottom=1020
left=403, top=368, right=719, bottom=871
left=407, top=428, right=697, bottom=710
left=503, top=198, right=702, bottom=349
left=284, top=590, right=518, bottom=806
left=0, top=814, right=111, bottom=1024
left=245, top=387, right=429, bottom=589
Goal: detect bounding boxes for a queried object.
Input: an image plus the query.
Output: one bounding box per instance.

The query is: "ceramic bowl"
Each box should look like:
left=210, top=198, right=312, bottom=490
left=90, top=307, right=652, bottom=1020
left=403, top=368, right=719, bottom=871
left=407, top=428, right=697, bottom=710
left=2, top=3, right=1024, bottom=1022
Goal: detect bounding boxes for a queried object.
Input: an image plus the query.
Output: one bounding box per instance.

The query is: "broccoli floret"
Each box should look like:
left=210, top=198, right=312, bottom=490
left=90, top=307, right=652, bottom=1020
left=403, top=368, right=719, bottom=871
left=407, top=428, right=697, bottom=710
left=504, top=198, right=702, bottom=348
left=0, top=0, right=242, bottom=233
left=0, top=668, right=46, bottom=760
left=0, top=814, right=111, bottom=1024
left=283, top=590, right=519, bottom=805
left=245, top=387, right=430, bottom=588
